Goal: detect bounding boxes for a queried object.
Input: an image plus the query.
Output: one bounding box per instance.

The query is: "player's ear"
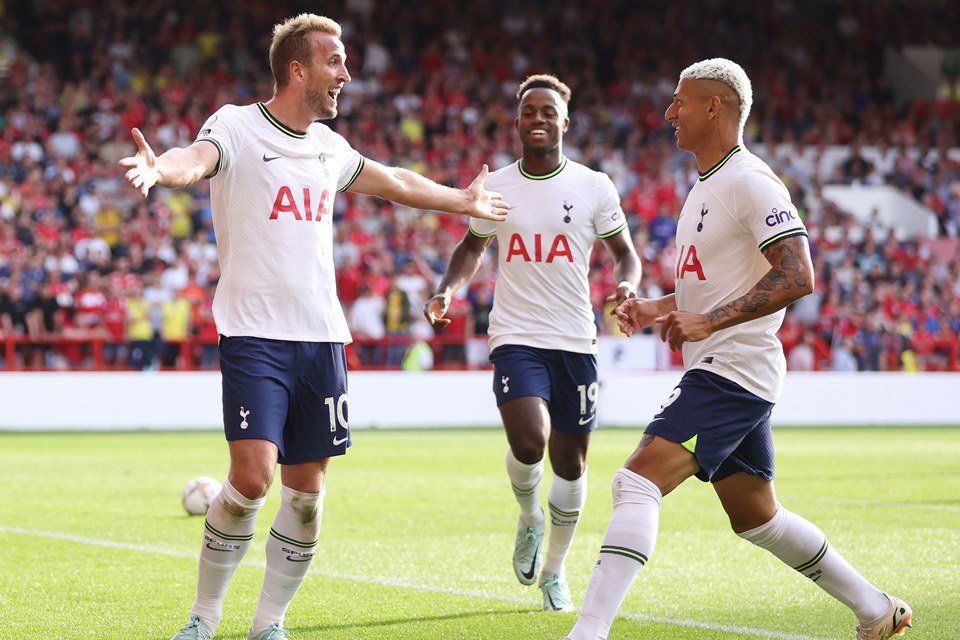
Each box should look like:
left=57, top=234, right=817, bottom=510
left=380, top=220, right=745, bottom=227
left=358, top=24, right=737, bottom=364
left=708, top=95, right=721, bottom=119
left=290, top=60, right=304, bottom=83
left=561, top=116, right=570, bottom=133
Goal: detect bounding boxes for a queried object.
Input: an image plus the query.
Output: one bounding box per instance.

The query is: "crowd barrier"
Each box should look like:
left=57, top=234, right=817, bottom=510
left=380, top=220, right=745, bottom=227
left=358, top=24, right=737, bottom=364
left=1, top=370, right=957, bottom=430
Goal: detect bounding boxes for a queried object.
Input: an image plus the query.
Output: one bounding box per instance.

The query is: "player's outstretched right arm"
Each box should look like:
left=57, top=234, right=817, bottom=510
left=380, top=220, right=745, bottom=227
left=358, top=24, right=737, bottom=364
left=423, top=231, right=493, bottom=329
left=118, top=128, right=219, bottom=197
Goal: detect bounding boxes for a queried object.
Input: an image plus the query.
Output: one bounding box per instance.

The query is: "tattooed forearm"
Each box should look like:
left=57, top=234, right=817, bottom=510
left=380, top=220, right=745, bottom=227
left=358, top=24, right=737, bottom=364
left=706, top=236, right=813, bottom=331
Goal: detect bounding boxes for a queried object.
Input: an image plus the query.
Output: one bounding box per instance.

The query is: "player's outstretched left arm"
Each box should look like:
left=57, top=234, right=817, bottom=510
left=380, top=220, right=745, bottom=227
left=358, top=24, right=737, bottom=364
left=118, top=128, right=219, bottom=197
left=658, top=235, right=814, bottom=351
left=345, top=160, right=509, bottom=221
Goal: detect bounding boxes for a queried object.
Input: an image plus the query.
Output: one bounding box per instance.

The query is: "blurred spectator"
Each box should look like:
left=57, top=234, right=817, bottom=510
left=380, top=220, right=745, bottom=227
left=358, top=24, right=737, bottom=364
left=126, top=281, right=156, bottom=370
left=160, top=290, right=191, bottom=367
left=787, top=330, right=816, bottom=372
left=349, top=285, right=385, bottom=366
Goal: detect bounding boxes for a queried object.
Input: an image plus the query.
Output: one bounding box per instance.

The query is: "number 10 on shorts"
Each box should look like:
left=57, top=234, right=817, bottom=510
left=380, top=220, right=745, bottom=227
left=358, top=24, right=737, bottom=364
left=324, top=395, right=348, bottom=432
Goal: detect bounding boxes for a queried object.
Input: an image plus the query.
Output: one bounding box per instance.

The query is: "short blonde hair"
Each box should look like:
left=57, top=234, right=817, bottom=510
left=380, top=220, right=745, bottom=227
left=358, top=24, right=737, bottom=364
left=680, top=58, right=753, bottom=138
left=269, top=13, right=342, bottom=89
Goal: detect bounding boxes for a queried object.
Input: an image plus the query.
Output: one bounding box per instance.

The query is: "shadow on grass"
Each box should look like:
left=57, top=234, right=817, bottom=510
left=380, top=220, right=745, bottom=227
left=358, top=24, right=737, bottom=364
left=216, top=606, right=545, bottom=639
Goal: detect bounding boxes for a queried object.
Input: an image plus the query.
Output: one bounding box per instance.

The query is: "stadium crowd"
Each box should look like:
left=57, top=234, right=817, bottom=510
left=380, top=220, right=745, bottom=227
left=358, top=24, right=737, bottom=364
left=0, top=0, right=958, bottom=371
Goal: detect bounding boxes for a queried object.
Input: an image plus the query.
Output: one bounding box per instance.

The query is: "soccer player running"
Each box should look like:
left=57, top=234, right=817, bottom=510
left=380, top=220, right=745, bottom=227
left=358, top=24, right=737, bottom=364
left=563, top=58, right=911, bottom=640
left=424, top=75, right=642, bottom=612
left=119, top=14, right=508, bottom=640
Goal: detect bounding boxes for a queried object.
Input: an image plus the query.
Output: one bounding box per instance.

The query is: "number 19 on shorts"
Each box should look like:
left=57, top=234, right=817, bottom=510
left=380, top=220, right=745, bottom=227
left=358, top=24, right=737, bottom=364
left=578, top=382, right=598, bottom=417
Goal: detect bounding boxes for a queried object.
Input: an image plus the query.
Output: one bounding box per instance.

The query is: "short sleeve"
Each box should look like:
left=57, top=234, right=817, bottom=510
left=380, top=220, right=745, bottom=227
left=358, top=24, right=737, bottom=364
left=736, top=169, right=807, bottom=251
left=593, top=172, right=628, bottom=239
left=333, top=132, right=365, bottom=192
left=468, top=216, right=498, bottom=238
left=195, top=106, right=236, bottom=179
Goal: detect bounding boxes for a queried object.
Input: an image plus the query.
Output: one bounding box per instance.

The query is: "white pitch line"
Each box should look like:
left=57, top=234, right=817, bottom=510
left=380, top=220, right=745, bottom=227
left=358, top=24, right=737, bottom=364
left=0, top=525, right=840, bottom=640
left=797, top=496, right=960, bottom=512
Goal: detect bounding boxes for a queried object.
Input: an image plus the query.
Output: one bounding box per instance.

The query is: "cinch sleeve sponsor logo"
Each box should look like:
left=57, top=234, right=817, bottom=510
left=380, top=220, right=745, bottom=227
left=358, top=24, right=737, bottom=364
left=765, top=207, right=797, bottom=227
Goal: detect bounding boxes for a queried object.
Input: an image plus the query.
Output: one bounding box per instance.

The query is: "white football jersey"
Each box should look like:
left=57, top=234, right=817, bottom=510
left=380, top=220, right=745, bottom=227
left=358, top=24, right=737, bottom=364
left=196, top=103, right=364, bottom=342
left=673, top=145, right=807, bottom=402
left=470, top=158, right=627, bottom=354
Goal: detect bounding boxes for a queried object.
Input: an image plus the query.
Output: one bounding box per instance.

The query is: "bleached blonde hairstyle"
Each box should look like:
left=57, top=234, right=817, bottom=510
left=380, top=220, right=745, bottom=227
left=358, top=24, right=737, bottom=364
left=680, top=58, right=753, bottom=138
left=269, top=14, right=342, bottom=89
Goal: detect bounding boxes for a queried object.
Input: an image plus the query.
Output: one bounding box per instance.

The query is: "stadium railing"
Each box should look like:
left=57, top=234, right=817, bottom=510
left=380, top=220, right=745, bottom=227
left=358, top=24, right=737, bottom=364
left=0, top=333, right=489, bottom=372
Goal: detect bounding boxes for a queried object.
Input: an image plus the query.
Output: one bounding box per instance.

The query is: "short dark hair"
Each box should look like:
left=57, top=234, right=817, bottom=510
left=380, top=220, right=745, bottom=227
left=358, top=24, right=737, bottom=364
left=516, top=74, right=572, bottom=104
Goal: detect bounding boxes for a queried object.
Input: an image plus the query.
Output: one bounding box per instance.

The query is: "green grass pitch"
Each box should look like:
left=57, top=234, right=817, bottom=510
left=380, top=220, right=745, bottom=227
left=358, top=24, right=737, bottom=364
left=1, top=427, right=957, bottom=639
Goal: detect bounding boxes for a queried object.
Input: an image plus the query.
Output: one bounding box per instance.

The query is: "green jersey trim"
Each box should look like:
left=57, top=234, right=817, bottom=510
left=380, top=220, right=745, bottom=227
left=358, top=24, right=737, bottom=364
left=469, top=226, right=497, bottom=238
left=257, top=102, right=308, bottom=139
left=597, top=222, right=628, bottom=239
left=338, top=157, right=365, bottom=192
left=519, top=157, right=568, bottom=180
left=197, top=138, right=224, bottom=178
left=698, top=145, right=741, bottom=181
left=758, top=229, right=807, bottom=252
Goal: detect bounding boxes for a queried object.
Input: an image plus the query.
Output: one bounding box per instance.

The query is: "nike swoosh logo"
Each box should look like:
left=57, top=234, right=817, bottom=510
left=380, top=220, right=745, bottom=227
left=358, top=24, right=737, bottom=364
left=520, top=543, right=540, bottom=581
left=892, top=607, right=907, bottom=633
left=578, top=414, right=596, bottom=426
left=205, top=543, right=232, bottom=552
left=262, top=154, right=281, bottom=162
left=649, top=417, right=665, bottom=423
left=286, top=555, right=313, bottom=562
left=332, top=435, right=348, bottom=446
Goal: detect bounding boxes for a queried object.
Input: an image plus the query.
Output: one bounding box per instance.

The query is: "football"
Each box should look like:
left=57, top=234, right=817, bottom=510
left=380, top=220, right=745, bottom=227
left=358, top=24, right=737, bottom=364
left=181, top=476, right=222, bottom=516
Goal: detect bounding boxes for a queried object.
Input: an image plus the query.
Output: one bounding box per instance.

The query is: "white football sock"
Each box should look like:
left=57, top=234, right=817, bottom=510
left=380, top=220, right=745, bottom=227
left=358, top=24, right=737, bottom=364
left=542, top=470, right=588, bottom=577
left=191, top=479, right=265, bottom=630
left=738, top=504, right=890, bottom=622
left=567, top=468, right=661, bottom=640
left=250, top=485, right=324, bottom=635
left=506, top=449, right=544, bottom=526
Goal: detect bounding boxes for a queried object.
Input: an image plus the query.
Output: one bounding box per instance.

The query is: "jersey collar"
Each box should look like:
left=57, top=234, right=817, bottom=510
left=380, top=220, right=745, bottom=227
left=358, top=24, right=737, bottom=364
left=257, top=102, right=308, bottom=139
left=519, top=156, right=568, bottom=180
left=698, top=145, right=741, bottom=182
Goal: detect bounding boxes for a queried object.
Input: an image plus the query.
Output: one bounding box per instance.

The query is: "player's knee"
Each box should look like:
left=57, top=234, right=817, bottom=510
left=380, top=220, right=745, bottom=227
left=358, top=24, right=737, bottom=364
left=511, top=439, right=546, bottom=465
left=553, top=457, right=586, bottom=481
left=228, top=473, right=273, bottom=502
left=727, top=499, right=781, bottom=534
left=611, top=468, right=662, bottom=509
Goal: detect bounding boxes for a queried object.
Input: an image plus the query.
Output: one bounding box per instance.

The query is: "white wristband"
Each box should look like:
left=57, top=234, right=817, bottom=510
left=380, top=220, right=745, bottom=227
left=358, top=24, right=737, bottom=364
left=617, top=280, right=637, bottom=295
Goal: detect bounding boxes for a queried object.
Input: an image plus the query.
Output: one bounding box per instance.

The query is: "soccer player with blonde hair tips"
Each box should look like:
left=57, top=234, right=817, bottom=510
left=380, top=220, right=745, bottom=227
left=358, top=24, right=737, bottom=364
left=564, top=58, right=911, bottom=640
left=120, top=13, right=507, bottom=640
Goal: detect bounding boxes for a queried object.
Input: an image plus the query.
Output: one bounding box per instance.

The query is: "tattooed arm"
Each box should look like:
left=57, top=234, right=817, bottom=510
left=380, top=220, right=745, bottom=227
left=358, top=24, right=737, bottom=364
left=657, top=235, right=814, bottom=351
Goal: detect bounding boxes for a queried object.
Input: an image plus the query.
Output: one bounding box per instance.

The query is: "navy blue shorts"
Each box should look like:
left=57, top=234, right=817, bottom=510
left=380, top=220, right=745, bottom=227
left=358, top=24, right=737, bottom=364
left=220, top=336, right=350, bottom=465
left=644, top=369, right=774, bottom=483
left=489, top=344, right=599, bottom=435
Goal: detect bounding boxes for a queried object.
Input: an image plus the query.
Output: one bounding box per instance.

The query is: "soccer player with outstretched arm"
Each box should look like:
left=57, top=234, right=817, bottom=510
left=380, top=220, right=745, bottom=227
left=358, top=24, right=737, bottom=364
left=120, top=14, right=507, bottom=640
left=425, top=75, right=641, bottom=612
left=563, top=59, right=911, bottom=640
